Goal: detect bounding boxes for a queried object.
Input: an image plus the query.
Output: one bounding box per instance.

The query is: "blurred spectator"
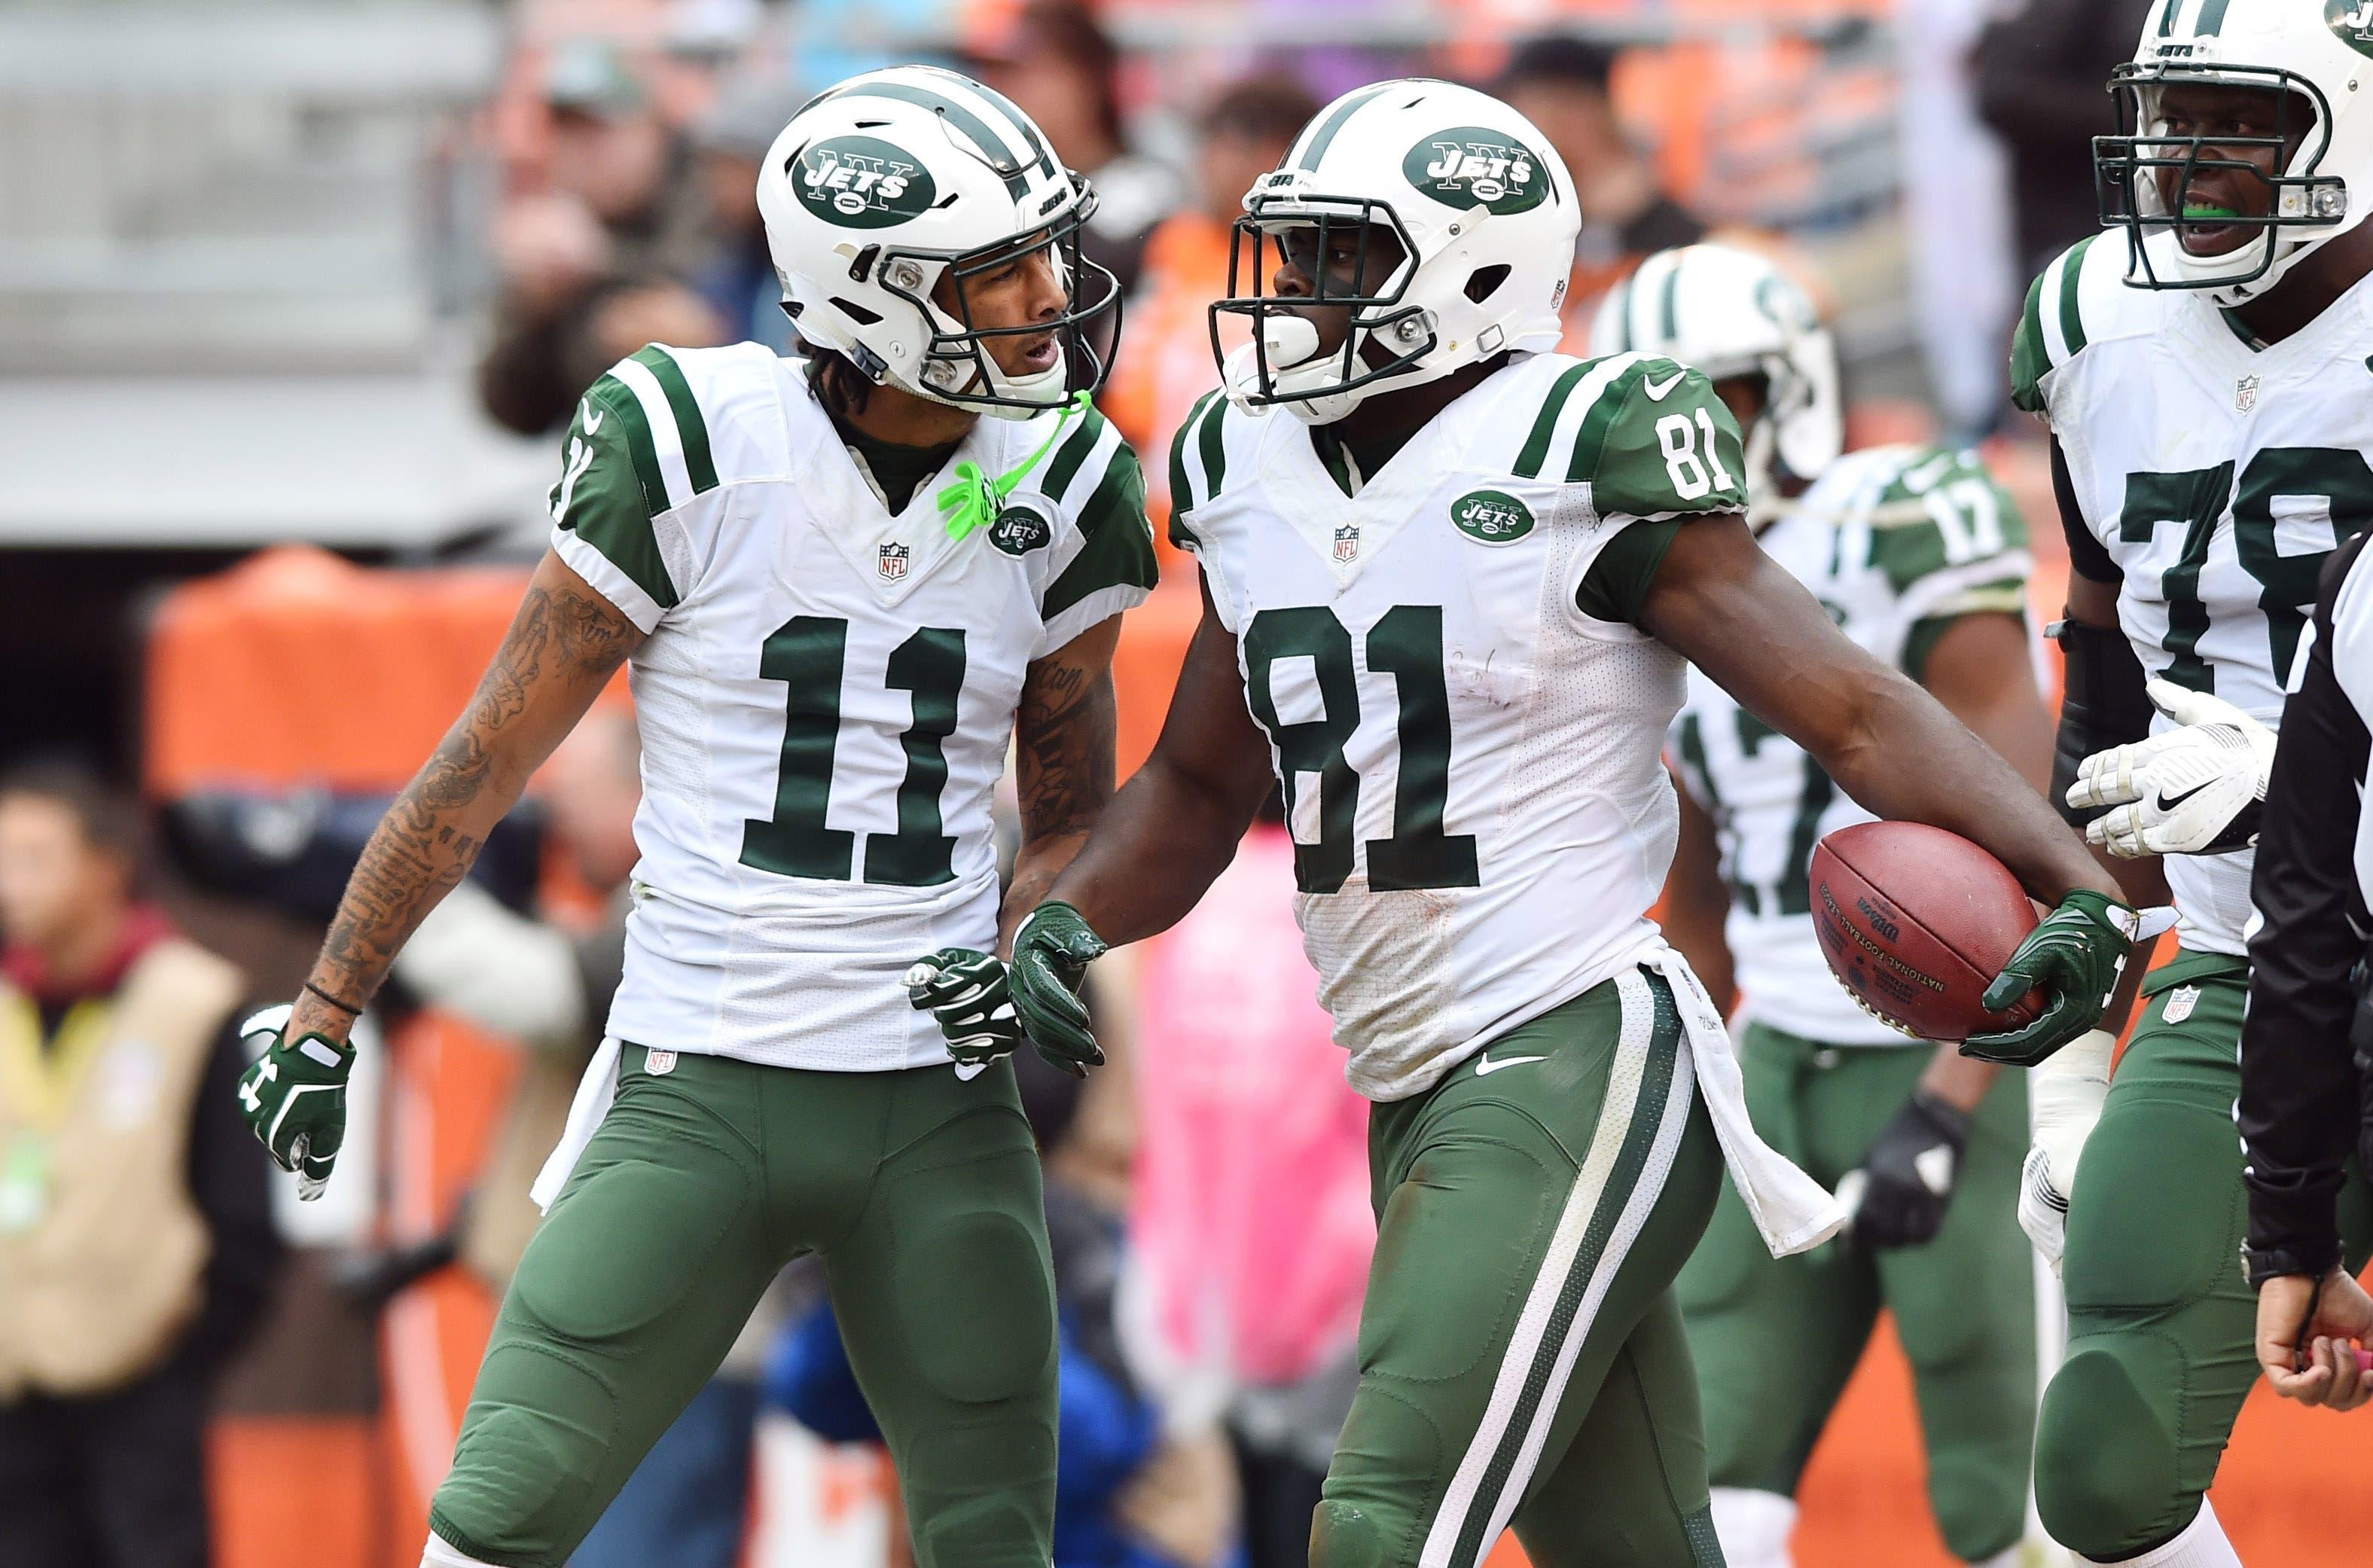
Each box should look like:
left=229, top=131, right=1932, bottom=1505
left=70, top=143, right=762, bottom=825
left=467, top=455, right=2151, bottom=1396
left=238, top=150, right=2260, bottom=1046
left=479, top=38, right=726, bottom=436
left=1497, top=34, right=1706, bottom=344
left=690, top=69, right=807, bottom=352
left=1126, top=813, right=1371, bottom=1568
left=971, top=0, right=1184, bottom=300
left=0, top=761, right=279, bottom=1568
left=393, top=710, right=778, bottom=1568
left=1106, top=73, right=1319, bottom=544
left=1975, top=0, right=2158, bottom=279
left=769, top=1039, right=1236, bottom=1568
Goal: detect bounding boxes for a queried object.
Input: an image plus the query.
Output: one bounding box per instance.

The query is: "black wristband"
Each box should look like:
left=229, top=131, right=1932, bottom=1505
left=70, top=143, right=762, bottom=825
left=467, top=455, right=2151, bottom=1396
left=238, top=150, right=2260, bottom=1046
left=303, top=980, right=365, bottom=1017
left=2241, top=1243, right=2338, bottom=1290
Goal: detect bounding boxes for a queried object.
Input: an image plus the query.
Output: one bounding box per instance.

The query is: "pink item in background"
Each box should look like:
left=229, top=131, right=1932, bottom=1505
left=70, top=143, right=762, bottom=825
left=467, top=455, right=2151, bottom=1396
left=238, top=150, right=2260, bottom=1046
left=1129, top=824, right=1375, bottom=1388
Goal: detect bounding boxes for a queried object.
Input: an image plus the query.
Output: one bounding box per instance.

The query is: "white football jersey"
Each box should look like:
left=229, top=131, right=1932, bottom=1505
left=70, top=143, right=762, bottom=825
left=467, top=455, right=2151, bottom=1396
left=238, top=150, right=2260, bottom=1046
left=2017, top=233, right=2373, bottom=954
left=1669, top=444, right=2034, bottom=1045
left=1170, top=350, right=1752, bottom=1100
left=548, top=343, right=1154, bottom=1069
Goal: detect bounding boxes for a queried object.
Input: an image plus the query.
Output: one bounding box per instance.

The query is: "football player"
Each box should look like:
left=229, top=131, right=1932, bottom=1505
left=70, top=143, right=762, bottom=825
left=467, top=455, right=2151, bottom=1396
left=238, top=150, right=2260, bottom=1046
left=233, top=67, right=1157, bottom=1568
left=2009, top=5, right=2373, bottom=1563
left=1000, top=79, right=2134, bottom=1568
left=1597, top=244, right=2049, bottom=1568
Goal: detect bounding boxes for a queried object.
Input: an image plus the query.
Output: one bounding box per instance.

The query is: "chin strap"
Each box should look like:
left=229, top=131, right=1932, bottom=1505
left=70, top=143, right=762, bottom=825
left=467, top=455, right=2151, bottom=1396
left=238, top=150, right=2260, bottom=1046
left=935, top=390, right=1092, bottom=541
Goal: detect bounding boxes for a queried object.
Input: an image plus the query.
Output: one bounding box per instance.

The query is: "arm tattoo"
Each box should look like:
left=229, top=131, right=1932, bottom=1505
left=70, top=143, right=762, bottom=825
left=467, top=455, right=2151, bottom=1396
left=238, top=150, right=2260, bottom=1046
left=1016, top=657, right=1117, bottom=847
left=311, top=578, right=636, bottom=1007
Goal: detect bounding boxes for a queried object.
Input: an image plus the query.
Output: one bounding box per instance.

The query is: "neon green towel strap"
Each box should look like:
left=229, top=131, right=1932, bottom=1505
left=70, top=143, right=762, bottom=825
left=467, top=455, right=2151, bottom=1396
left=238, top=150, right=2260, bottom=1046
left=936, top=391, right=1093, bottom=541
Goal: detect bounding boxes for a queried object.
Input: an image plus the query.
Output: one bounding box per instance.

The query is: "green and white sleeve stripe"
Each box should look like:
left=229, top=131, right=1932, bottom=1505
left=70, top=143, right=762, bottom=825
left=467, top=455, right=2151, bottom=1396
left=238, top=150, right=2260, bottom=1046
left=2009, top=236, right=2094, bottom=416
left=549, top=345, right=720, bottom=632
left=1509, top=354, right=1646, bottom=482
left=1039, top=413, right=1156, bottom=653
left=1421, top=969, right=1698, bottom=1568
left=1166, top=390, right=1230, bottom=551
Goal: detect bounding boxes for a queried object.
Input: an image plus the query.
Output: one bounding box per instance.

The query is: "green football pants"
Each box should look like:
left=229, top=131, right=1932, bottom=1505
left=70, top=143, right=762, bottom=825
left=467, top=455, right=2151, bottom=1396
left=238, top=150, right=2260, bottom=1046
left=426, top=1045, right=1058, bottom=1568
left=1675, top=1026, right=2035, bottom=1564
left=2035, top=951, right=2373, bottom=1561
left=1318, top=968, right=1729, bottom=1568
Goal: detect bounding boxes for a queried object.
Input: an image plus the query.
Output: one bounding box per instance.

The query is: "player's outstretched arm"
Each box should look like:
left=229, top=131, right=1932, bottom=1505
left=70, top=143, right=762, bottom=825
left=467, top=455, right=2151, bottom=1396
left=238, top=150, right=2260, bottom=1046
left=236, top=551, right=642, bottom=1191
left=1642, top=516, right=2133, bottom=1065
left=999, top=575, right=1276, bottom=1073
left=1642, top=516, right=2112, bottom=906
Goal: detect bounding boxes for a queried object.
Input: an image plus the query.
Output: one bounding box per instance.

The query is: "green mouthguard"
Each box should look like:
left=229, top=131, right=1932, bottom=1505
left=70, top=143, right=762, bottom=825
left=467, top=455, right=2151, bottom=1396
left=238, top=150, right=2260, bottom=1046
left=2182, top=203, right=2242, bottom=221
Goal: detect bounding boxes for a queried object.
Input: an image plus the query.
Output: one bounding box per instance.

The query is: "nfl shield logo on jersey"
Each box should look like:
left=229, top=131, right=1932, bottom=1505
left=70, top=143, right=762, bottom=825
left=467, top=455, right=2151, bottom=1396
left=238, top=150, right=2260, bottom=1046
left=1333, top=523, right=1360, bottom=563
left=877, top=542, right=910, bottom=581
left=2236, top=375, right=2260, bottom=413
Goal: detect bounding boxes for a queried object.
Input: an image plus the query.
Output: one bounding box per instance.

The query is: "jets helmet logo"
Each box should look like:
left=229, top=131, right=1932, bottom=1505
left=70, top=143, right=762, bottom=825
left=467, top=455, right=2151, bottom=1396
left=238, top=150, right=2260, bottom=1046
left=793, top=135, right=938, bottom=230
left=1404, top=127, right=1549, bottom=215
left=2332, top=1, right=2373, bottom=54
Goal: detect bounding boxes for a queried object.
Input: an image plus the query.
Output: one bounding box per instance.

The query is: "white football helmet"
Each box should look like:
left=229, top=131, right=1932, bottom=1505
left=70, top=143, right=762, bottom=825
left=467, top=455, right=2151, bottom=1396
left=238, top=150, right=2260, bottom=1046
left=1586, top=244, right=1841, bottom=514
left=755, top=65, right=1118, bottom=417
left=2097, top=0, right=2373, bottom=304
left=1211, top=78, right=1579, bottom=423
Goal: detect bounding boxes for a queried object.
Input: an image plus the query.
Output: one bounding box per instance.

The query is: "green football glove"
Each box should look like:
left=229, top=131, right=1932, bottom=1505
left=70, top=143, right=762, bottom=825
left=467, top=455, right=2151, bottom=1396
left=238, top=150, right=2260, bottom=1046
left=1008, top=901, right=1108, bottom=1077
left=234, top=1004, right=353, bottom=1200
left=1961, top=890, right=2140, bottom=1067
left=905, top=947, right=1024, bottom=1077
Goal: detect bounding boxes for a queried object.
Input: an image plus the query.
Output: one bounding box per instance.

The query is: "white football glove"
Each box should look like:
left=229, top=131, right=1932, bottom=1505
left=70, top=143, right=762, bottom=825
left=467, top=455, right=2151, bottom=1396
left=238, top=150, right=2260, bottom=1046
left=2065, top=679, right=2274, bottom=859
left=2019, top=1027, right=2115, bottom=1274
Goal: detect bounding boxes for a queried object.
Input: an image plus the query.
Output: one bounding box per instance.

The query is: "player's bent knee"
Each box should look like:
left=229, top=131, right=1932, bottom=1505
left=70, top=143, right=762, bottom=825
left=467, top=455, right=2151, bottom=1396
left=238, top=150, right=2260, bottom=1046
left=432, top=1344, right=619, bottom=1566
left=1310, top=1497, right=1408, bottom=1568
left=907, top=1492, right=1048, bottom=1568
left=2034, top=1347, right=2188, bottom=1560
left=1924, top=1455, right=2026, bottom=1565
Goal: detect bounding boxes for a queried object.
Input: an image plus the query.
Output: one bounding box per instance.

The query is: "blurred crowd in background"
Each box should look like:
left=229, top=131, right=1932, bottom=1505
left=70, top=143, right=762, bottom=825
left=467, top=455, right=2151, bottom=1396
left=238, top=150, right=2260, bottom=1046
left=0, top=2, right=2212, bottom=1566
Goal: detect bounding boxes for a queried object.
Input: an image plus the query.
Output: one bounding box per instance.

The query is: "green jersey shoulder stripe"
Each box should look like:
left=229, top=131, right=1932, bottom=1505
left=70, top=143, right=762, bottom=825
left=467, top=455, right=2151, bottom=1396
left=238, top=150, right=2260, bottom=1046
left=1294, top=86, right=1390, bottom=171
left=2055, top=234, right=2096, bottom=360
left=630, top=346, right=720, bottom=496
left=1044, top=446, right=1155, bottom=621
left=560, top=380, right=680, bottom=612
left=1167, top=389, right=1223, bottom=550
left=1565, top=359, right=1660, bottom=485
left=1513, top=362, right=1594, bottom=480
left=1041, top=404, right=1112, bottom=508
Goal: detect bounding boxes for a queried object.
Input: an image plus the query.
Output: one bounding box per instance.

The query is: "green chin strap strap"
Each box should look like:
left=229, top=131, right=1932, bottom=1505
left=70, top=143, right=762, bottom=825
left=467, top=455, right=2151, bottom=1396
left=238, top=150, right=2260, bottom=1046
left=935, top=390, right=1093, bottom=541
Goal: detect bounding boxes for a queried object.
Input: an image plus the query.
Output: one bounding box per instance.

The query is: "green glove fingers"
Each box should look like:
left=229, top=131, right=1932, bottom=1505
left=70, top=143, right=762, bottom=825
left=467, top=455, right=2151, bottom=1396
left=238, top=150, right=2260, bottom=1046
left=1963, top=890, right=2138, bottom=1068
left=1008, top=901, right=1108, bottom=1077
left=235, top=1004, right=354, bottom=1201
left=904, top=947, right=1026, bottom=1071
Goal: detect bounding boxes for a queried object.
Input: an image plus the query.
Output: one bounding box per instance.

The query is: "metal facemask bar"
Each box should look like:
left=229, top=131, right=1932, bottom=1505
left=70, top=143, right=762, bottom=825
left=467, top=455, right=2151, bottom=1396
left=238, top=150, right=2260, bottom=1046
left=2094, top=61, right=2344, bottom=291
left=871, top=185, right=1124, bottom=412
left=1207, top=192, right=1433, bottom=409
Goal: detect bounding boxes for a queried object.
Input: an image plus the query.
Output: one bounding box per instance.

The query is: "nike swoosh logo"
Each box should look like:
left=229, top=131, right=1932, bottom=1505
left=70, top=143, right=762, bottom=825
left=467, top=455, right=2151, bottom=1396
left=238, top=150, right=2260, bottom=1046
left=1474, top=1051, right=1548, bottom=1076
left=2155, top=779, right=2214, bottom=812
left=1642, top=369, right=1688, bottom=401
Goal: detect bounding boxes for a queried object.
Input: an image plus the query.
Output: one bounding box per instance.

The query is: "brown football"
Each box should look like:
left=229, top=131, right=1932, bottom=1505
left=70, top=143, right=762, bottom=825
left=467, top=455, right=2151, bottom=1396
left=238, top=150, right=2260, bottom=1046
left=1807, top=822, right=2044, bottom=1042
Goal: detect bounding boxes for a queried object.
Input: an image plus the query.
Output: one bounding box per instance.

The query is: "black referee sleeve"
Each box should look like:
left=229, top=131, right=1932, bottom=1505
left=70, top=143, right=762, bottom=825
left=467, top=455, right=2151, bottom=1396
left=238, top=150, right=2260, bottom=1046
left=2240, top=531, right=2373, bottom=1280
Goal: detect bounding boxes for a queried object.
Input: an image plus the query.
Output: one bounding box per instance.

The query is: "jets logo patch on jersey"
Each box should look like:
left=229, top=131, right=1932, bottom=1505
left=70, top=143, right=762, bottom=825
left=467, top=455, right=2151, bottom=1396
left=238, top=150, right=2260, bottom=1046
left=793, top=135, right=936, bottom=229
left=877, top=541, right=910, bottom=581
left=1450, top=489, right=1536, bottom=545
left=1404, top=128, right=1548, bottom=215
left=987, top=503, right=1053, bottom=557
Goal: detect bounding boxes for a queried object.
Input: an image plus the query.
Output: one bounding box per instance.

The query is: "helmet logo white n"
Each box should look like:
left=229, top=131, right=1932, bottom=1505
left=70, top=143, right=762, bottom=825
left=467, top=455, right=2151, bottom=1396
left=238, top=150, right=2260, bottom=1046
left=793, top=136, right=937, bottom=229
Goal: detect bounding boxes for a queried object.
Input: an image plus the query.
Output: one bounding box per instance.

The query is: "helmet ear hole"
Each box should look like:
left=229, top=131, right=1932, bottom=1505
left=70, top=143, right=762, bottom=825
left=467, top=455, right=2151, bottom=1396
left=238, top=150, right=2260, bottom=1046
left=1463, top=264, right=1511, bottom=304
